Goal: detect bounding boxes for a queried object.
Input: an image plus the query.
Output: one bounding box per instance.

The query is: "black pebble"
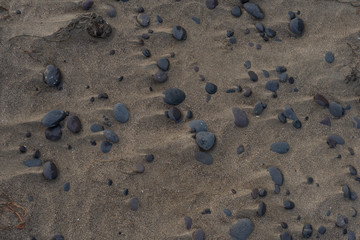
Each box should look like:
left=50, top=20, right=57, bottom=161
left=244, top=88, right=252, bottom=97
left=259, top=189, right=267, bottom=197
left=227, top=30, right=234, bottom=37
left=192, top=16, right=200, bottom=24
left=157, top=15, right=163, bottom=23
left=206, top=0, right=218, bottom=9
left=290, top=18, right=304, bottom=35
left=256, top=44, right=262, bottom=50
left=318, top=226, right=326, bottom=235
left=138, top=7, right=144, bottom=13
left=193, top=229, right=205, bottom=240
left=16, top=10, right=21, bottom=14
left=302, top=224, right=313, bottom=238
left=288, top=11, right=296, bottom=19
left=254, top=101, right=265, bottom=115
left=43, top=161, right=58, bottom=180
left=168, top=107, right=182, bottom=123
left=257, top=201, right=266, bottom=216
left=186, top=110, right=193, bottom=119
left=232, top=108, right=249, bottom=127
left=243, top=2, right=264, bottom=19
left=248, top=71, right=258, bottom=82
left=205, top=83, right=217, bottom=94
left=163, top=88, right=186, bottom=105
left=90, top=140, right=96, bottom=146
left=82, top=0, right=94, bottom=10
left=123, top=188, right=129, bottom=196
left=43, top=65, right=61, bottom=87
left=45, top=125, right=62, bottom=141
left=307, top=177, right=314, bottom=184
left=265, top=80, right=279, bottom=92
left=293, top=119, right=302, bottom=129
left=288, top=77, right=294, bottom=84
left=157, top=58, right=170, bottom=71
left=244, top=28, right=250, bottom=34
left=284, top=200, right=295, bottom=209
left=145, top=154, right=154, bottom=162
left=281, top=222, right=288, bottom=229
left=142, top=48, right=151, bottom=57
left=244, top=61, right=251, bottom=69
left=26, top=132, right=32, bottom=138
left=109, top=50, right=115, bottom=55
left=142, top=34, right=150, bottom=39
left=265, top=28, right=276, bottom=38
left=173, top=25, right=187, bottom=40
left=349, top=166, right=357, bottom=175
left=51, top=234, right=64, bottom=240
left=278, top=113, right=287, bottom=123
left=42, top=110, right=66, bottom=128
left=64, top=182, right=70, bottom=191
left=33, top=149, right=41, bottom=158
left=101, top=141, right=112, bottom=153
left=237, top=145, right=245, bottom=154
left=325, top=52, right=335, bottom=63
left=19, top=146, right=26, bottom=153
left=201, top=208, right=211, bottom=214
left=67, top=115, right=82, bottom=133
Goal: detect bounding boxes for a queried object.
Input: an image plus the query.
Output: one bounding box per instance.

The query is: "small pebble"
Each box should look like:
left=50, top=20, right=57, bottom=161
left=114, top=103, right=130, bottom=123
left=237, top=145, right=245, bottom=154
left=184, top=216, right=192, bottom=230
left=206, top=0, right=218, bottom=9
left=229, top=218, right=254, bottom=240
left=90, top=124, right=104, bottom=132
left=67, top=116, right=81, bottom=133
left=243, top=2, right=264, bottom=19
left=302, top=224, right=313, bottom=238
left=189, top=120, right=207, bottom=132
left=231, top=6, right=242, bottom=17
left=229, top=37, right=237, bottom=44
left=106, top=6, right=116, bottom=18
left=227, top=30, right=234, bottom=37
left=257, top=201, right=266, bottom=217
left=268, top=166, right=284, bottom=186
left=232, top=108, right=249, bottom=127
left=329, top=102, right=344, bottom=118
left=244, top=88, right=252, bottom=97
left=173, top=26, right=187, bottom=40
left=193, top=229, right=205, bottom=240
left=349, top=166, right=357, bottom=175
left=292, top=119, right=302, bottom=129
left=192, top=16, right=200, bottom=24
left=320, top=117, right=331, bottom=126
left=44, top=65, right=61, bottom=87
left=263, top=70, right=270, bottom=78
left=278, top=113, right=287, bottom=124
left=205, top=83, right=217, bottom=94
left=157, top=58, right=170, bottom=71
left=157, top=15, right=163, bottom=23
left=43, top=161, right=58, bottom=180
left=194, top=152, right=214, bottom=165
left=82, top=0, right=94, bottom=10
left=129, top=197, right=139, bottom=211
left=318, top=226, right=326, bottom=235
left=327, top=134, right=345, bottom=148
left=281, top=222, right=288, bottom=229
left=265, top=28, right=276, bottom=38
left=314, top=94, right=329, bottom=107
left=51, top=235, right=64, bottom=240
left=265, top=80, right=279, bottom=92
left=45, top=126, right=62, bottom=141
left=19, top=146, right=26, bottom=153
left=136, top=163, right=145, bottom=173
left=26, top=132, right=32, bottom=138
left=142, top=48, right=151, bottom=58
left=64, top=182, right=70, bottom=192
left=164, top=88, right=186, bottom=105
left=336, top=214, right=346, bottom=228
left=186, top=110, right=193, bottom=119
left=168, top=107, right=182, bottom=123
left=259, top=189, right=267, bottom=197
left=196, top=132, right=216, bottom=151
left=137, top=13, right=150, bottom=27
left=101, top=141, right=112, bottom=153
left=325, top=52, right=335, bottom=63
left=223, top=209, right=232, bottom=216
left=42, top=110, right=66, bottom=128
left=288, top=11, right=296, bottom=19
left=270, top=142, right=290, bottom=154
left=244, top=61, right=251, bottom=69
left=290, top=18, right=305, bottom=35
left=153, top=70, right=168, bottom=83
left=278, top=72, right=288, bottom=83
left=284, top=200, right=295, bottom=209
left=280, top=232, right=292, bottom=240
left=23, top=158, right=42, bottom=167
left=104, top=130, right=119, bottom=143
left=248, top=71, right=258, bottom=82
left=251, top=188, right=259, bottom=199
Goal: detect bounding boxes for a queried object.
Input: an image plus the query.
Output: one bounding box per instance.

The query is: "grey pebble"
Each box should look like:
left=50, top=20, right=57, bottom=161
left=42, top=110, right=66, bottom=127
left=229, top=218, right=254, bottom=240
left=90, top=124, right=104, bottom=132
left=265, top=80, right=279, bottom=92
left=196, top=132, right=216, bottom=151
left=43, top=161, right=58, bottom=180
left=327, top=134, right=345, bottom=148
left=137, top=13, right=150, bottom=27
left=173, top=25, right=187, bottom=40
left=184, top=216, right=192, bottom=230
left=153, top=70, right=168, bottom=83
left=243, top=2, right=264, bottom=19
left=231, top=6, right=242, bottom=17
left=194, top=152, right=214, bottom=165
left=325, top=52, right=335, bottom=63
left=104, top=130, right=119, bottom=143
left=129, top=197, right=139, bottom=211
left=45, top=125, right=62, bottom=141
left=24, top=158, right=42, bottom=167
left=302, top=224, right=313, bottom=238
left=44, top=65, right=61, bottom=87
left=164, top=88, right=186, bottom=105
left=329, top=102, right=344, bottom=118
left=189, top=120, right=207, bottom=133
left=157, top=58, right=170, bottom=71
left=101, top=141, right=112, bottom=153
left=136, top=163, right=145, bottom=173
left=233, top=108, right=249, bottom=127
left=114, top=103, right=130, bottom=123
left=268, top=166, right=284, bottom=186
left=290, top=18, right=304, bottom=35
left=270, top=142, right=290, bottom=154
left=193, top=229, right=205, bottom=240
left=278, top=72, right=288, bottom=83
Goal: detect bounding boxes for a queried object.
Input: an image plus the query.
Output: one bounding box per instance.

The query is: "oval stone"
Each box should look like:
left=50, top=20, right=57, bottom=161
left=157, top=58, right=170, bottom=71
left=229, top=218, right=254, bottom=240
left=173, top=25, right=187, bottom=41
left=243, top=2, right=264, bottom=19
left=163, top=88, right=186, bottom=105
left=136, top=13, right=150, bottom=27
left=45, top=126, right=62, bottom=141
left=329, top=102, right=344, bottom=118
left=114, top=103, right=130, bottom=123
left=265, top=80, right=279, bottom=92
left=290, top=18, right=304, bottom=35
left=129, top=197, right=139, bottom=211
left=206, top=0, right=218, bottom=9
left=104, top=129, right=119, bottom=143
left=196, top=131, right=216, bottom=151
left=44, top=65, right=61, bottom=87
left=67, top=116, right=81, bottom=133
left=195, top=152, right=214, bottom=165
left=42, top=110, right=66, bottom=127
left=189, top=120, right=207, bottom=132
left=271, top=142, right=290, bottom=154
left=268, top=166, right=284, bottom=186
left=101, top=141, right=113, bottom=153
left=90, top=124, right=104, bottom=132
left=43, top=161, right=58, bottom=180
left=153, top=70, right=168, bottom=83
left=327, top=135, right=345, bottom=148
left=233, top=108, right=249, bottom=127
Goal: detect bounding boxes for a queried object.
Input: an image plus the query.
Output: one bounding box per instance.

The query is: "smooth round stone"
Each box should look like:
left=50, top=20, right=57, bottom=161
left=229, top=218, right=254, bottom=240
left=129, top=197, right=139, bottom=211
left=255, top=23, right=265, bottom=32
left=278, top=72, right=288, bottom=83
left=24, top=158, right=42, bottom=167
left=45, top=126, right=62, bottom=141
left=67, top=116, right=81, bottom=133
left=318, top=226, right=326, bottom=235
left=268, top=166, right=284, bottom=186
left=205, top=83, right=217, bottom=94
left=101, top=141, right=112, bottom=153
left=223, top=209, right=232, bottom=216
left=290, top=18, right=304, bottom=35
left=283, top=106, right=298, bottom=120
left=244, top=88, right=252, bottom=97
left=157, top=58, right=170, bottom=71
left=276, top=66, right=287, bottom=73
left=271, top=142, right=290, bottom=154
left=193, top=229, right=205, bottom=240
left=145, top=154, right=154, bottom=163
left=244, top=61, right=251, bottom=69
left=196, top=132, right=216, bottom=151
left=325, top=52, right=335, bottom=63
left=189, top=120, right=207, bottom=133
left=302, top=224, right=313, bottom=238
left=254, top=101, right=265, bottom=115
left=142, top=48, right=151, bottom=58
left=259, top=189, right=267, bottom=197
left=195, top=152, right=214, bottom=165
left=169, top=107, right=182, bottom=123
left=103, top=130, right=119, bottom=143
left=44, top=65, right=61, bottom=87
left=173, top=26, right=187, bottom=40
left=336, top=214, right=345, bottom=228
left=82, top=0, right=94, bottom=10
left=237, top=145, right=245, bottom=154
left=284, top=201, right=295, bottom=209
left=42, top=110, right=66, bottom=127
left=293, top=119, right=302, bottom=129
left=153, top=70, right=168, bottom=83
left=243, top=2, right=264, bottom=19
left=106, top=5, right=116, bottom=18
left=233, top=108, right=249, bottom=127
left=263, top=70, right=270, bottom=78
left=206, top=0, right=218, bottom=9
left=184, top=216, right=192, bottom=230
left=314, top=94, right=329, bottom=107
left=51, top=234, right=64, bottom=240
left=163, top=88, right=186, bottom=105
left=137, top=13, right=150, bottom=27
left=43, top=161, right=58, bottom=180
left=257, top=201, right=266, bottom=217
left=114, top=103, right=130, bottom=123
left=329, top=102, right=344, bottom=118
left=265, top=80, right=279, bottom=92
left=19, top=146, right=26, bottom=153
left=248, top=71, right=258, bottom=82
left=87, top=16, right=112, bottom=38
left=327, top=135, right=345, bottom=148
left=186, top=110, right=193, bottom=119
left=288, top=11, right=296, bottom=19
left=231, top=6, right=242, bottom=17
left=265, top=28, right=276, bottom=38
left=136, top=163, right=145, bottom=173
left=90, top=124, right=104, bottom=132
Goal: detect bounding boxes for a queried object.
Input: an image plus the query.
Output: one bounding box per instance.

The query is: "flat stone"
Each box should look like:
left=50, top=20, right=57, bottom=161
left=284, top=201, right=295, bottom=209
left=248, top=71, right=258, bottom=82
left=320, top=117, right=331, bottom=126
left=44, top=65, right=61, bottom=87
left=64, top=182, right=70, bottom=192
left=271, top=142, right=290, bottom=154
left=314, top=94, right=329, bottom=107
left=136, top=163, right=145, bottom=173
left=142, top=48, right=151, bottom=58
left=206, top=0, right=218, bottom=9
left=193, top=229, right=205, bottom=240
left=325, top=52, right=335, bottom=63
left=195, top=152, right=214, bottom=165
left=231, top=6, right=242, bottom=17
left=223, top=209, right=232, bottom=216
left=244, top=2, right=264, bottom=19
left=256, top=22, right=265, bottom=32
left=129, top=197, right=139, bottom=211
left=104, top=130, right=119, bottom=143
left=290, top=18, right=304, bottom=35
left=154, top=70, right=168, bottom=83
left=43, top=161, right=58, bottom=180
left=237, top=145, right=245, bottom=154
left=254, top=101, right=265, bottom=115
left=257, top=201, right=266, bottom=217
left=244, top=61, right=251, bottom=69
left=114, top=103, right=130, bottom=123
left=173, top=26, right=187, bottom=40
left=184, top=216, right=192, bottom=230
left=263, top=70, right=270, bottom=78
left=329, top=102, right=344, bottom=118
left=268, top=166, right=284, bottom=186
left=164, top=88, right=186, bottom=105
left=302, top=224, right=313, bottom=238
left=189, top=120, right=207, bottom=132
left=278, top=72, right=288, bottom=83
left=233, top=108, right=249, bottom=127
left=318, top=226, right=326, bottom=235
left=157, top=58, right=170, bottom=71
left=42, top=110, right=66, bottom=127
left=280, top=232, right=293, bottom=240
left=90, top=124, right=104, bottom=132
left=101, top=141, right=112, bottom=153
left=169, top=107, right=182, bottom=123
left=51, top=234, right=64, bottom=240
left=327, top=135, right=345, bottom=148
left=23, top=158, right=42, bottom=167
left=265, top=28, right=276, bottom=38
left=45, top=125, right=62, bottom=141
left=137, top=13, right=150, bottom=27
left=229, top=218, right=254, bottom=240
left=67, top=115, right=81, bottom=133
left=336, top=214, right=346, bottom=228
left=205, top=83, right=217, bottom=94
left=196, top=132, right=216, bottom=151
left=265, top=80, right=279, bottom=92
left=283, top=106, right=298, bottom=120
left=87, top=15, right=112, bottom=38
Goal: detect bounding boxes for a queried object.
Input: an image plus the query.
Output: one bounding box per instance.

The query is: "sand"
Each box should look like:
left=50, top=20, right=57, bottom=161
left=1, top=0, right=360, bottom=239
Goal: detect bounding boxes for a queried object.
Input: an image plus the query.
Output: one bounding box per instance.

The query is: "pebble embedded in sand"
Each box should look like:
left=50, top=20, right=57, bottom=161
left=129, top=197, right=139, bottom=211
left=153, top=70, right=168, bottom=83
left=169, top=107, right=182, bottom=123
left=327, top=134, right=345, bottom=148
left=283, top=106, right=298, bottom=120
left=256, top=23, right=264, bottom=32
left=328, top=102, right=344, bottom=118
left=193, top=229, right=205, bottom=240
left=82, top=0, right=94, bottom=10
left=87, top=16, right=112, bottom=38
left=229, top=218, right=254, bottom=240
left=325, top=52, right=335, bottom=63
left=195, top=152, right=214, bottom=165
left=206, top=0, right=218, bottom=9
left=244, top=61, right=251, bottom=69
left=254, top=101, right=266, bottom=115
left=248, top=71, right=258, bottom=82
left=51, top=234, right=65, bottom=240
left=280, top=232, right=292, bottom=240
left=244, top=88, right=252, bottom=97
left=44, top=65, right=61, bottom=87
left=184, top=216, right=192, bottom=229
left=257, top=201, right=266, bottom=217
left=137, top=13, right=150, bottom=27
left=231, top=6, right=242, bottom=17
left=101, top=141, right=112, bottom=153
left=64, top=182, right=70, bottom=192
left=265, top=28, right=276, bottom=38
left=42, top=110, right=66, bottom=127
left=276, top=66, right=287, bottom=73
left=237, top=145, right=245, bottom=154
left=114, top=103, right=130, bottom=123
left=67, top=116, right=81, bottom=133
left=349, top=166, right=357, bottom=175
left=223, top=209, right=232, bottom=216
left=90, top=124, right=104, bottom=132
left=243, top=2, right=264, bottom=19
left=142, top=48, right=151, bottom=58
left=173, top=26, right=187, bottom=41
left=302, top=224, right=313, bottom=238
left=45, top=126, right=62, bottom=141
left=348, top=231, right=356, bottom=240
left=105, top=6, right=116, bottom=18
left=196, top=131, right=216, bottom=151
left=192, top=16, right=200, bottom=24
left=263, top=70, right=270, bottom=78
left=284, top=201, right=295, bottom=209
left=278, top=113, right=287, bottom=123
left=265, top=80, right=279, bottom=92
left=232, top=108, right=249, bottom=127
left=314, top=94, right=329, bottom=107
left=145, top=154, right=154, bottom=163
left=268, top=166, right=284, bottom=186
left=189, top=120, right=207, bottom=132
left=318, top=226, right=326, bottom=235
left=104, top=130, right=119, bottom=143
left=278, top=72, right=288, bottom=83
left=157, top=58, right=170, bottom=71
left=336, top=214, right=346, bottom=228
left=24, top=158, right=42, bottom=167
left=136, top=163, right=145, bottom=173
left=43, top=161, right=58, bottom=180
left=163, top=88, right=186, bottom=105
left=271, top=142, right=290, bottom=154
left=290, top=18, right=304, bottom=35
left=205, top=83, right=217, bottom=94
left=320, top=117, right=331, bottom=126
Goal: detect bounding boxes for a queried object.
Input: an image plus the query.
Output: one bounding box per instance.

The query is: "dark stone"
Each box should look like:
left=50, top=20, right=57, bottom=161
left=268, top=166, right=284, bottom=186
left=288, top=11, right=296, bottom=19
left=123, top=188, right=129, bottom=196
left=129, top=197, right=139, bottom=211
left=169, top=107, right=182, bottom=123
left=51, top=235, right=64, bottom=240
left=186, top=110, right=193, bottom=119
left=244, top=61, right=251, bottom=69
left=265, top=80, right=279, bottom=92
left=90, top=124, right=104, bottom=132
left=196, top=132, right=216, bottom=151
left=229, top=37, right=237, bottom=44
left=244, top=88, right=252, bottom=97
left=223, top=209, right=232, bottom=216
left=288, top=77, right=294, bottom=84
left=254, top=101, right=265, bottom=115
left=136, top=163, right=145, bottom=173
left=23, top=158, right=42, bottom=167
left=278, top=113, right=287, bottom=124
left=336, top=214, right=346, bottom=228
left=142, top=48, right=151, bottom=57
left=276, top=66, right=287, bottom=73
left=226, top=89, right=236, bottom=93
left=350, top=191, right=358, bottom=200
left=205, top=83, right=217, bottom=94
left=189, top=120, right=207, bottom=132
left=307, top=177, right=314, bottom=184
left=114, top=103, right=130, bottom=123
left=229, top=218, right=254, bottom=240
left=263, top=70, right=270, bottom=78
left=292, top=119, right=302, bottom=129
left=243, top=3, right=264, bottom=19
left=157, top=58, right=170, bottom=71
left=153, top=70, right=168, bottom=83
left=255, top=22, right=265, bottom=32
left=257, top=201, right=266, bottom=217
left=231, top=6, right=242, bottom=17
left=193, top=229, right=205, bottom=240
left=284, top=201, right=295, bottom=209
left=274, top=185, right=280, bottom=194
left=98, top=93, right=108, bottom=99
left=325, top=52, right=335, bottom=63
left=164, top=88, right=186, bottom=105
left=44, top=65, right=61, bottom=87
left=314, top=94, right=329, bottom=107
left=33, top=150, right=40, bottom=158
left=259, top=189, right=267, bottom=197
left=26, top=132, right=32, bottom=138
left=192, top=16, right=200, bottom=24
left=281, top=222, right=288, bottom=229
left=82, top=0, right=94, bottom=10
left=104, top=130, right=119, bottom=143
left=145, top=154, right=154, bottom=163
left=265, top=28, right=276, bottom=38
left=45, top=125, right=62, bottom=141
left=280, top=232, right=292, bottom=240
left=237, top=145, right=245, bottom=154
left=19, top=146, right=26, bottom=153
left=195, top=152, right=214, bottom=165
left=16, top=10, right=21, bottom=14
left=271, top=142, right=290, bottom=154
left=327, top=135, right=345, bottom=148
left=283, top=106, right=298, bottom=120
left=67, top=116, right=81, bottom=133
left=142, top=34, right=150, bottom=39
left=318, top=226, right=326, bottom=235
left=320, top=117, right=331, bottom=126
left=248, top=71, right=258, bottom=82
left=206, top=0, right=218, bottom=9
left=43, top=161, right=58, bottom=180
left=201, top=208, right=211, bottom=214
left=348, top=231, right=356, bottom=240
left=278, top=72, right=288, bottom=83
left=244, top=28, right=250, bottom=34
left=227, top=30, right=234, bottom=37
left=173, top=26, right=187, bottom=40
left=184, top=216, right=192, bottom=230
left=290, top=18, right=304, bottom=35
left=42, top=110, right=66, bottom=127
left=232, top=108, right=249, bottom=127
left=157, top=15, right=163, bottom=23
left=302, top=224, right=313, bottom=238
left=101, top=141, right=112, bottom=153
left=64, top=182, right=70, bottom=192
left=251, top=188, right=259, bottom=199
left=349, top=166, right=357, bottom=176
left=329, top=102, right=344, bottom=118
left=87, top=16, right=112, bottom=38
left=136, top=13, right=150, bottom=27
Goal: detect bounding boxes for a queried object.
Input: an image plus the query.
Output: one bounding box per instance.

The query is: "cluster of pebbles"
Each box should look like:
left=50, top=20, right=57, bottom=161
left=14, top=0, right=358, bottom=239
